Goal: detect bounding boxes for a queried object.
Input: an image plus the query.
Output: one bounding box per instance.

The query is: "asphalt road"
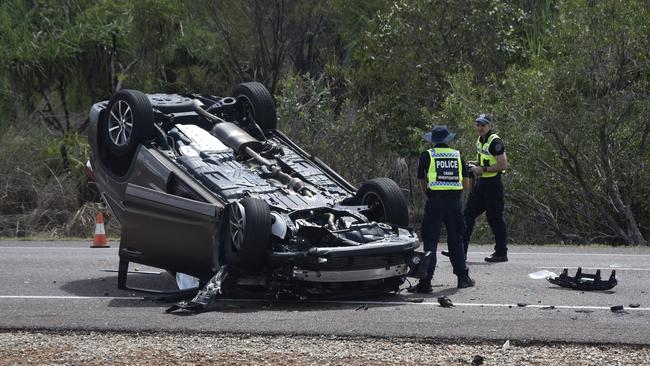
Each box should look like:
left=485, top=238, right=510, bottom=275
left=1, top=240, right=649, bottom=344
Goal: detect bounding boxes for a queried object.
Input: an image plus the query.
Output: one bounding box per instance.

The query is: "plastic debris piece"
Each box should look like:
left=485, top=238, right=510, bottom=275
left=471, top=355, right=484, bottom=366
left=528, top=270, right=558, bottom=280
left=610, top=305, right=624, bottom=312
left=166, top=265, right=233, bottom=314
left=438, top=296, right=454, bottom=308
left=408, top=298, right=424, bottom=303
left=629, top=303, right=640, bottom=308
left=176, top=272, right=200, bottom=290
left=501, top=340, right=510, bottom=351
left=355, top=304, right=369, bottom=311
left=517, top=303, right=527, bottom=307
left=547, top=267, right=617, bottom=291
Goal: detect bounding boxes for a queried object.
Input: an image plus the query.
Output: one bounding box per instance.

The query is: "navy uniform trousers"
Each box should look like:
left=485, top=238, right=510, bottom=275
left=463, top=176, right=507, bottom=255
left=420, top=194, right=468, bottom=281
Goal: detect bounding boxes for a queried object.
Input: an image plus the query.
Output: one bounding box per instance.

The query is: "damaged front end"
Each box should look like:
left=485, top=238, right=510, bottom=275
left=167, top=220, right=429, bottom=312
left=257, top=220, right=426, bottom=297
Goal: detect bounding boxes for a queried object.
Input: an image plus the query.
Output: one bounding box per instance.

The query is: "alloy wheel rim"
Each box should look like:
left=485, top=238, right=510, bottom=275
left=228, top=203, right=246, bottom=251
left=107, top=100, right=133, bottom=147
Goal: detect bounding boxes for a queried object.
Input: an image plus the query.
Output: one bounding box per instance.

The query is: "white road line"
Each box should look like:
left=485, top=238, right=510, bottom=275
left=0, top=247, right=117, bottom=250
left=536, top=266, right=650, bottom=271
left=468, top=252, right=650, bottom=257
left=1, top=296, right=647, bottom=312
left=206, top=298, right=650, bottom=312
left=310, top=300, right=650, bottom=311
left=0, top=295, right=143, bottom=300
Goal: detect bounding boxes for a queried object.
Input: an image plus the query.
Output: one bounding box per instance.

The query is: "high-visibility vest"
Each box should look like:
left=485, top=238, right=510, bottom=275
left=426, top=148, right=463, bottom=190
left=475, top=133, right=502, bottom=178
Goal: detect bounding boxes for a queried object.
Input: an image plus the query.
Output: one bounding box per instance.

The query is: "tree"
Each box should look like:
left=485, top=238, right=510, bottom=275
left=437, top=0, right=650, bottom=244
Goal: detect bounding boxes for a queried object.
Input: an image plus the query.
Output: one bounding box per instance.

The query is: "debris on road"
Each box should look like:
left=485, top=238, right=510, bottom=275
left=166, top=265, right=233, bottom=314
left=438, top=296, right=454, bottom=308
left=517, top=303, right=527, bottom=307
left=610, top=305, right=625, bottom=313
left=547, top=268, right=617, bottom=291
left=501, top=340, right=510, bottom=351
left=629, top=303, right=641, bottom=308
left=528, top=270, right=558, bottom=279
left=471, top=355, right=485, bottom=365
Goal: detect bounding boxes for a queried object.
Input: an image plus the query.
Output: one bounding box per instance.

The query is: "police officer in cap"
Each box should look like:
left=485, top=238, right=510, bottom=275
left=465, top=113, right=509, bottom=262
left=409, top=125, right=475, bottom=293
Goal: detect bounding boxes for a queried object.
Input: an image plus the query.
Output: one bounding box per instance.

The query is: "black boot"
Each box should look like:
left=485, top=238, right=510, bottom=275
left=484, top=252, right=508, bottom=263
left=457, top=271, right=475, bottom=288
left=407, top=280, right=433, bottom=293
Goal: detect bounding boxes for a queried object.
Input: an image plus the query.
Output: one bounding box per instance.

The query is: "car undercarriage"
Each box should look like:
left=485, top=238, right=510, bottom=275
left=87, top=82, right=427, bottom=302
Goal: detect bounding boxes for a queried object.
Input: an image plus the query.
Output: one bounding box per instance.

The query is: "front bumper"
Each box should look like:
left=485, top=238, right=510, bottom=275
left=292, top=264, right=408, bottom=282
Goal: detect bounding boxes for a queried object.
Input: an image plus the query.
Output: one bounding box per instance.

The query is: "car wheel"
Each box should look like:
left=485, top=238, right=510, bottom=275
left=103, top=89, right=155, bottom=157
left=223, top=197, right=271, bottom=270
left=232, top=82, right=277, bottom=132
left=356, top=178, right=409, bottom=227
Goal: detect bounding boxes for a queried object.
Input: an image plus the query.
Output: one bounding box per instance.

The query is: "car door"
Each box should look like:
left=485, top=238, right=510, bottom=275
left=120, top=183, right=222, bottom=279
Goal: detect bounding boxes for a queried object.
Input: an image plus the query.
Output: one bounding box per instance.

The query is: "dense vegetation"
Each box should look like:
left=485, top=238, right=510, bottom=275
left=0, top=0, right=647, bottom=245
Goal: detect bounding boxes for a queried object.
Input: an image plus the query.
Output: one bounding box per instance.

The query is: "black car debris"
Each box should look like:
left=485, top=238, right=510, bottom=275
left=87, top=82, right=427, bottom=299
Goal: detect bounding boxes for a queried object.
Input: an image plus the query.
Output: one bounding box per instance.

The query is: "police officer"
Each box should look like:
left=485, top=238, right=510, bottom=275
left=464, top=113, right=509, bottom=262
left=409, top=125, right=475, bottom=293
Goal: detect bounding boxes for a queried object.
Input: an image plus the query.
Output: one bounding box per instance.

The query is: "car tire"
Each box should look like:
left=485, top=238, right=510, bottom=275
left=103, top=89, right=155, bottom=157
left=232, top=82, right=277, bottom=132
left=356, top=178, right=409, bottom=227
left=223, top=197, right=272, bottom=270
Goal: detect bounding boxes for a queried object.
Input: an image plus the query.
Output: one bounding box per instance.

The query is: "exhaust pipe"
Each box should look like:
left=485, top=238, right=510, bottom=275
left=192, top=99, right=314, bottom=197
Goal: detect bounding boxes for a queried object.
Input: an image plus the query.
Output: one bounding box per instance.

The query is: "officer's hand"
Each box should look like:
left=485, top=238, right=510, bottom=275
left=471, top=165, right=484, bottom=175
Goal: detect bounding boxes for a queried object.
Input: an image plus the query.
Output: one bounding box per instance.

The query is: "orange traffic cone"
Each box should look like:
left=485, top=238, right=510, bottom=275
left=91, top=212, right=110, bottom=248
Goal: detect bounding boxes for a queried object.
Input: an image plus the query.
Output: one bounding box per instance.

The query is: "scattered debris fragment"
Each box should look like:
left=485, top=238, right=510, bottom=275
left=355, top=304, right=369, bottom=311
left=541, top=305, right=556, bottom=310
left=610, top=305, right=624, bottom=312
left=575, top=310, right=594, bottom=314
left=471, top=355, right=485, bottom=366
left=166, top=265, right=233, bottom=314
left=629, top=303, right=640, bottom=308
left=517, top=303, right=527, bottom=307
left=528, top=270, right=558, bottom=279
left=408, top=298, right=424, bottom=303
left=437, top=296, right=454, bottom=308
left=547, top=268, right=617, bottom=291
left=501, top=340, right=510, bottom=351
left=175, top=272, right=200, bottom=290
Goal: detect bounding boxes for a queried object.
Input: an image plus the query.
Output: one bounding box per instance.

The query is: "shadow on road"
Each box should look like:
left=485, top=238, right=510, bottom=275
left=59, top=271, right=180, bottom=308
left=59, top=270, right=463, bottom=314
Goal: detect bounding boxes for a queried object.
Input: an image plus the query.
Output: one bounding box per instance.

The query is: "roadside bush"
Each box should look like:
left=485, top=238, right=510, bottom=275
left=0, top=125, right=102, bottom=238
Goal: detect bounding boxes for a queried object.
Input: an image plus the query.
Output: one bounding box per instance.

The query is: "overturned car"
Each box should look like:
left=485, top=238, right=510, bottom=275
left=87, top=82, right=426, bottom=298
